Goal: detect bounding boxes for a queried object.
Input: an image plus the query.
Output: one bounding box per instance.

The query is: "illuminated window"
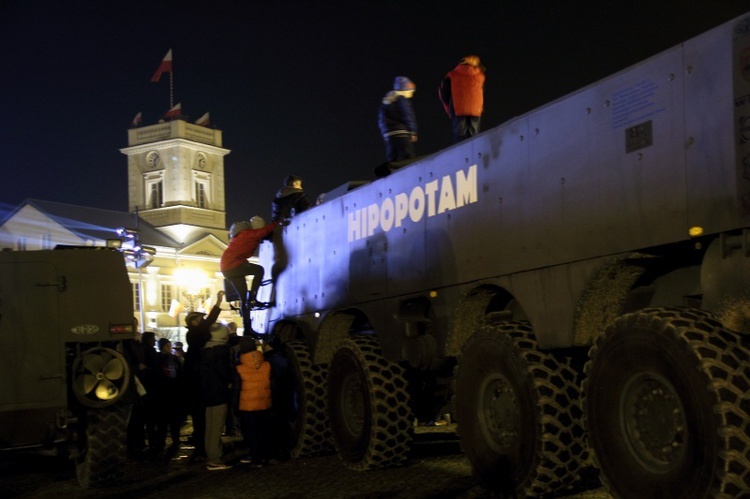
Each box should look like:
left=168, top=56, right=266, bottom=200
left=144, top=172, right=164, bottom=210
left=195, top=181, right=208, bottom=208
left=149, top=181, right=163, bottom=208
left=161, top=284, right=172, bottom=312
left=193, top=170, right=211, bottom=209
left=132, top=282, right=141, bottom=311
left=198, top=287, right=210, bottom=305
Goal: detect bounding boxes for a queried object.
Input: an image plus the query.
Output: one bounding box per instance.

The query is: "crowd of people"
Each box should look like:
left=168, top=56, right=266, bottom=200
left=121, top=57, right=486, bottom=468
left=125, top=291, right=294, bottom=471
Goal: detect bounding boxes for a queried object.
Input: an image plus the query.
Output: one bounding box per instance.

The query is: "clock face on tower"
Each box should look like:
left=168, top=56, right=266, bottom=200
left=146, top=151, right=161, bottom=168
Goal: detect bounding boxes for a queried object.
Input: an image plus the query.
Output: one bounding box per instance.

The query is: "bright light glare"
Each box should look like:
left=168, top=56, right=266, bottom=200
left=174, top=267, right=209, bottom=296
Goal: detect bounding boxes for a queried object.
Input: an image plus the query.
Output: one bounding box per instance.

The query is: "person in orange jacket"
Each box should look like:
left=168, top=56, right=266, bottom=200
left=235, top=337, right=273, bottom=466
left=438, top=55, right=486, bottom=143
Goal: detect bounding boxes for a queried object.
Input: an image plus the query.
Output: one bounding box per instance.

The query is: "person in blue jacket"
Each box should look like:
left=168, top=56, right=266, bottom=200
left=378, top=76, right=418, bottom=163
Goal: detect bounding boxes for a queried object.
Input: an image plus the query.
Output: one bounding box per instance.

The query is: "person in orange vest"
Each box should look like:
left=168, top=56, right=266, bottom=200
left=235, top=337, right=273, bottom=466
left=438, top=55, right=486, bottom=143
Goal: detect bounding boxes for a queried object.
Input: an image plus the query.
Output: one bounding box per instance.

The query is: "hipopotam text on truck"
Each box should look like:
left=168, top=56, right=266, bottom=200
left=253, top=14, right=750, bottom=498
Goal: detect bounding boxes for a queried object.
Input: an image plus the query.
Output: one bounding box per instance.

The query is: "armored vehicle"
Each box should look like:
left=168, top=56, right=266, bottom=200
left=255, top=13, right=750, bottom=498
left=0, top=247, right=136, bottom=488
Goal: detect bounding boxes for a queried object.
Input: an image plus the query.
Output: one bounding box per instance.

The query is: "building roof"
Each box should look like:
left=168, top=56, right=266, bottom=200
left=12, top=199, right=182, bottom=248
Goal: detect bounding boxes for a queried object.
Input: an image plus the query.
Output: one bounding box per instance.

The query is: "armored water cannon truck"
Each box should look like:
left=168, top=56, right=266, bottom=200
left=0, top=247, right=137, bottom=488
left=255, top=13, right=750, bottom=498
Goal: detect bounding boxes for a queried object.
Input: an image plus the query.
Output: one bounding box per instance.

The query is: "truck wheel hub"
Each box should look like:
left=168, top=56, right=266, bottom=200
left=621, top=372, right=686, bottom=471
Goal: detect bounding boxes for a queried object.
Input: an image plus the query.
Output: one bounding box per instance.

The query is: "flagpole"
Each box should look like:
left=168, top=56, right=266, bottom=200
left=169, top=69, right=174, bottom=110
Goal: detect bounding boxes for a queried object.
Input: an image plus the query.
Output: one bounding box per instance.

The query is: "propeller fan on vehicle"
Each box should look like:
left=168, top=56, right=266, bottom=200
left=72, top=347, right=130, bottom=408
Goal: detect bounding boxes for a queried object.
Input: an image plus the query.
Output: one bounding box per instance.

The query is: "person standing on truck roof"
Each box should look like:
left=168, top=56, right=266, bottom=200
left=438, top=55, right=485, bottom=142
left=378, top=76, right=418, bottom=163
left=221, top=216, right=279, bottom=333
left=183, top=290, right=224, bottom=462
left=271, top=175, right=311, bottom=220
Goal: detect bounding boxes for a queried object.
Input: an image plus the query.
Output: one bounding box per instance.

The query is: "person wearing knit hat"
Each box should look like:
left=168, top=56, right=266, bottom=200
left=199, top=322, right=233, bottom=470
left=378, top=75, right=418, bottom=164
left=438, top=55, right=486, bottom=143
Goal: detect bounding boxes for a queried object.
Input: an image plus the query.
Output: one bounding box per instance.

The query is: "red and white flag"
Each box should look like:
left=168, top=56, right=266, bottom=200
left=131, top=111, right=142, bottom=127
left=168, top=299, right=184, bottom=319
left=164, top=102, right=182, bottom=119
left=195, top=112, right=210, bottom=127
left=150, top=49, right=173, bottom=82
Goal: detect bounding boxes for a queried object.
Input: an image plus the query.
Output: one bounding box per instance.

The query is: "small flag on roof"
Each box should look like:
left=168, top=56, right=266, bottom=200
left=151, top=49, right=173, bottom=83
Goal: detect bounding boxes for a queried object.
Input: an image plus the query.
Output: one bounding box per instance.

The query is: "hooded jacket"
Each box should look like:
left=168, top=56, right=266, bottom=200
left=236, top=350, right=272, bottom=412
left=439, top=63, right=485, bottom=117
left=378, top=91, right=417, bottom=138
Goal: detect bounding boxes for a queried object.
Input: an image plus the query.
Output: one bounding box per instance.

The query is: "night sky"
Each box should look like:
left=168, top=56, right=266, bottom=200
left=1, top=1, right=748, bottom=226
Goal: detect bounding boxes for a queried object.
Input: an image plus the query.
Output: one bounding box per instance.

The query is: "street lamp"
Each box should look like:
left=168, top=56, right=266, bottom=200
left=174, top=267, right=209, bottom=312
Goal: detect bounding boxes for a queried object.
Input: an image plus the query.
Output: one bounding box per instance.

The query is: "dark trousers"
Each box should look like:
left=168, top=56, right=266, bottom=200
left=155, top=404, right=182, bottom=452
left=240, top=409, right=273, bottom=463
left=385, top=135, right=415, bottom=162
left=452, top=115, right=481, bottom=142
left=190, top=397, right=207, bottom=458
left=143, top=398, right=158, bottom=452
left=223, top=262, right=265, bottom=332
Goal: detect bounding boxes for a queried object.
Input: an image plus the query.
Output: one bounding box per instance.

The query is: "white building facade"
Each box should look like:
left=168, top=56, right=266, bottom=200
left=0, top=119, right=245, bottom=341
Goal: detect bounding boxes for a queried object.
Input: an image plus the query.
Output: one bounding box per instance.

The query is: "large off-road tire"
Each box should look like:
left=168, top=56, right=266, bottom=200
left=584, top=307, right=750, bottom=498
left=285, top=340, right=333, bottom=457
left=327, top=335, right=413, bottom=470
left=75, top=403, right=130, bottom=488
left=71, top=347, right=130, bottom=408
left=454, top=322, right=587, bottom=497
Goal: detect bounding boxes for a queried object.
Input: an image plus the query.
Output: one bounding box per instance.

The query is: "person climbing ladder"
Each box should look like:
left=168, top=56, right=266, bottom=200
left=220, top=216, right=278, bottom=334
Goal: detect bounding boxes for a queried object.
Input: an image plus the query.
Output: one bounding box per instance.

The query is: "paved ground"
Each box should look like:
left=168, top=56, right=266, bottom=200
left=1, top=425, right=611, bottom=499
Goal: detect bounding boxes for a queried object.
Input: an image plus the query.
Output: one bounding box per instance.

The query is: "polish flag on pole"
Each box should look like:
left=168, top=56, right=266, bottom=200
left=131, top=111, right=142, bottom=127
left=195, top=112, right=210, bottom=127
left=151, top=49, right=173, bottom=82
left=164, top=102, right=182, bottom=119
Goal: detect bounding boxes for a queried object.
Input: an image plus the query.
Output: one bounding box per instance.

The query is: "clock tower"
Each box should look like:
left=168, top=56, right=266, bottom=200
left=121, top=119, right=230, bottom=244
